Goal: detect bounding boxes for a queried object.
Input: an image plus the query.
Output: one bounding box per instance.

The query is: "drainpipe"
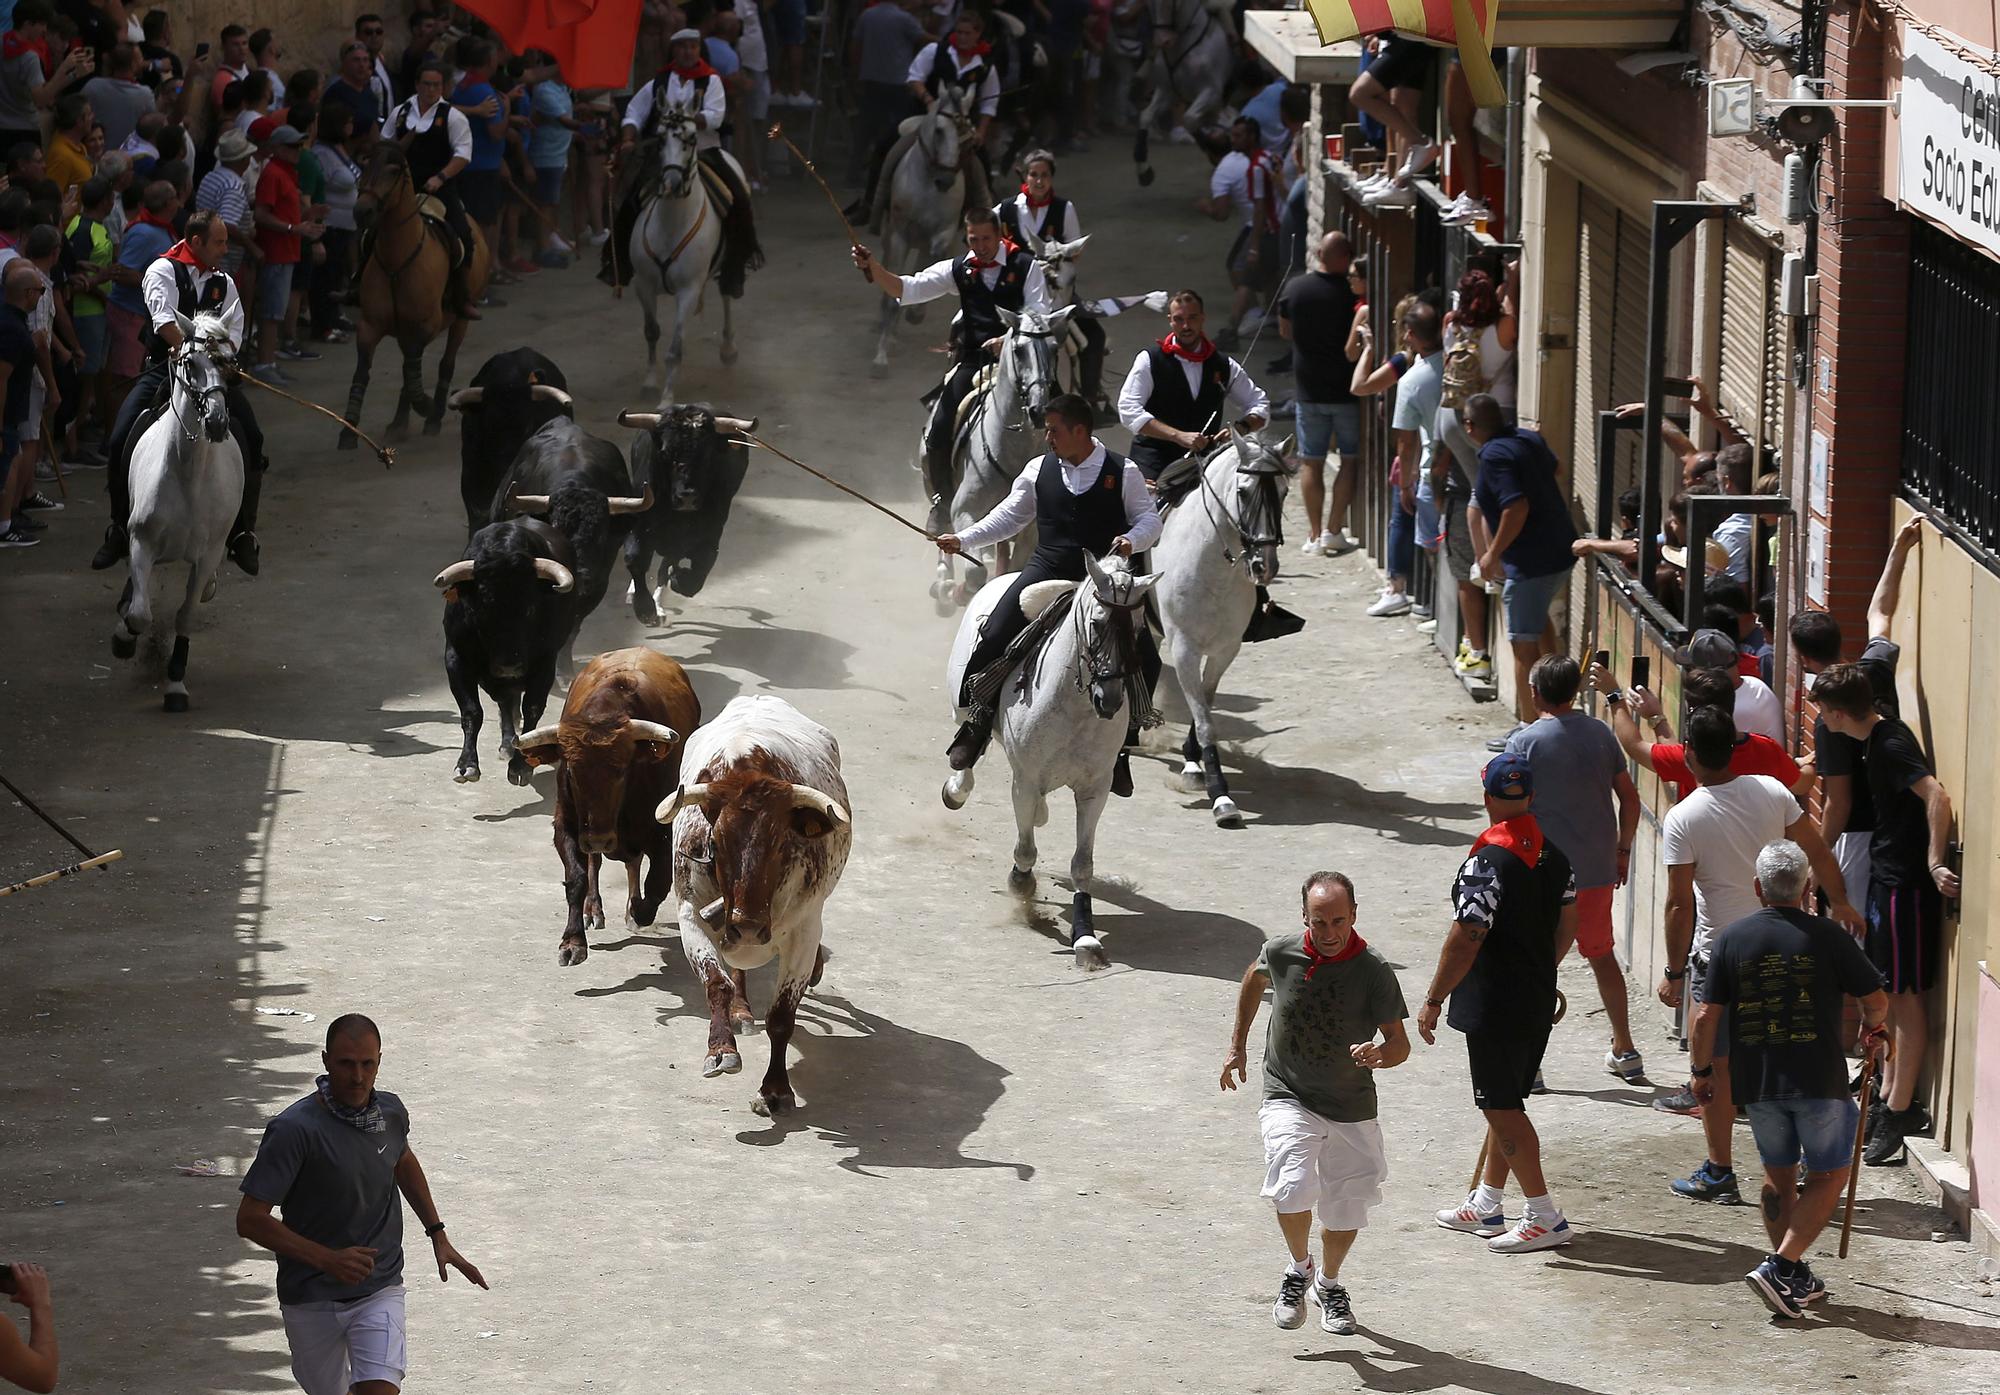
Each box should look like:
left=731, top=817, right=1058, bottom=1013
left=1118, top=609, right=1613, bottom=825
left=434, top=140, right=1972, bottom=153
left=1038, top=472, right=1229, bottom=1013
left=1503, top=48, right=1526, bottom=241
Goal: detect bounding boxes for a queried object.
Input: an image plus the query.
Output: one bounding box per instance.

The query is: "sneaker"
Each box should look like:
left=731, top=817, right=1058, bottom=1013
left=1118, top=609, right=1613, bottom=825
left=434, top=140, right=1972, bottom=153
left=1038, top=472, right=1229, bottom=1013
left=1745, top=1256, right=1804, bottom=1318
left=1321, top=530, right=1361, bottom=556
left=1363, top=183, right=1416, bottom=209
left=1273, top=1265, right=1312, bottom=1329
left=1314, top=1280, right=1356, bottom=1335
left=1396, top=139, right=1441, bottom=180
left=20, top=490, right=62, bottom=512
left=1411, top=602, right=1434, bottom=620
left=1653, top=1083, right=1702, bottom=1116
left=1435, top=1198, right=1506, bottom=1237
left=546, top=232, right=576, bottom=256
left=789, top=92, right=818, bottom=109
left=1416, top=616, right=1439, bottom=634
left=1486, top=723, right=1526, bottom=753
left=1671, top=1160, right=1741, bottom=1204
left=1442, top=194, right=1491, bottom=227
left=1367, top=589, right=1412, bottom=618
left=1605, top=1049, right=1646, bottom=1082
left=32, top=458, right=56, bottom=480
left=278, top=341, right=322, bottom=361
left=1863, top=1107, right=1909, bottom=1166
left=586, top=229, right=610, bottom=248
left=1299, top=535, right=1325, bottom=556
left=0, top=524, right=40, bottom=547
left=1454, top=649, right=1492, bottom=678
left=1794, top=1266, right=1829, bottom=1305
left=1487, top=1215, right=1573, bottom=1253
left=90, top=522, right=127, bottom=569
left=1455, top=636, right=1472, bottom=661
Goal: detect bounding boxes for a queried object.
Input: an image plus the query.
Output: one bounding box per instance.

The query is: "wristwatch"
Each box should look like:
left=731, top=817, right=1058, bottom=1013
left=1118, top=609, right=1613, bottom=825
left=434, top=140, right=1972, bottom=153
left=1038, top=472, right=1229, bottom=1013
left=1663, top=965, right=1687, bottom=981
left=1424, top=996, right=1445, bottom=1009
left=424, top=1220, right=447, bottom=1238
left=1690, top=1064, right=1714, bottom=1079
left=1604, top=690, right=1624, bottom=704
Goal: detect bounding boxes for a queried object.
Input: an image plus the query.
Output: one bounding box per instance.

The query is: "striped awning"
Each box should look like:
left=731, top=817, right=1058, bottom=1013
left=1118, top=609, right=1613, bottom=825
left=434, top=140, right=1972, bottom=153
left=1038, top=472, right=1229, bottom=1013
left=1304, top=0, right=1506, bottom=106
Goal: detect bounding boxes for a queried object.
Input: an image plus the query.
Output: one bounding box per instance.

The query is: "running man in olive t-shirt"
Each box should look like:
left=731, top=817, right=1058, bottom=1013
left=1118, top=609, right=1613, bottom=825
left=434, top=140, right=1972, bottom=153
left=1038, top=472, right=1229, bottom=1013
left=1223, top=871, right=1410, bottom=1336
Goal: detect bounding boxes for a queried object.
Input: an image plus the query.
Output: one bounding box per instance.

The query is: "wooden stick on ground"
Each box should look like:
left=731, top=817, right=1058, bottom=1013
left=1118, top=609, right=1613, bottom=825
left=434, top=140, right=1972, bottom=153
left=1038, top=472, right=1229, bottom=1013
left=1838, top=1050, right=1880, bottom=1258
left=0, top=849, right=125, bottom=896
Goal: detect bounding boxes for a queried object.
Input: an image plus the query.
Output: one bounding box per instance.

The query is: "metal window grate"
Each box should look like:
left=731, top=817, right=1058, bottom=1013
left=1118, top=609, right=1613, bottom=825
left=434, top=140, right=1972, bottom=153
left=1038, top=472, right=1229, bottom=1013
left=1902, top=221, right=2000, bottom=554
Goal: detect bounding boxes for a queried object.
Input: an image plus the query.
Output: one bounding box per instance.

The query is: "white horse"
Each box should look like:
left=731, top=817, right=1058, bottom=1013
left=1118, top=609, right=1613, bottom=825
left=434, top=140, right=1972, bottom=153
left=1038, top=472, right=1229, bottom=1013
left=1133, top=0, right=1234, bottom=186
left=1151, top=428, right=1293, bottom=825
left=109, top=310, right=244, bottom=713
left=929, top=305, right=1074, bottom=608
left=870, top=96, right=968, bottom=377
left=943, top=552, right=1159, bottom=966
left=630, top=108, right=736, bottom=403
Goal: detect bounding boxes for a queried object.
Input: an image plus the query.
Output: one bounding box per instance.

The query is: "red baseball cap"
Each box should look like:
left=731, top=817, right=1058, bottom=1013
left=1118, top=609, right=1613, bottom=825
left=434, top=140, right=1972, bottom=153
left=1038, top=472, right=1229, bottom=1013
left=249, top=114, right=282, bottom=143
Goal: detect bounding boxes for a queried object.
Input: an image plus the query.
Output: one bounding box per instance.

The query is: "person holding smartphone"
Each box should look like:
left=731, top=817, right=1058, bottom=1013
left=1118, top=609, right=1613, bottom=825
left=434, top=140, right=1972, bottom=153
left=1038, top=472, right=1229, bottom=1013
left=0, top=1261, right=58, bottom=1392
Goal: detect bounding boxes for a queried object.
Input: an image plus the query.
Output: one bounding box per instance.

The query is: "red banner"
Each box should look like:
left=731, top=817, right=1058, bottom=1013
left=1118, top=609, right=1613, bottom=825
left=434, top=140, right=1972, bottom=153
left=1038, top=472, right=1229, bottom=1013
left=458, top=0, right=643, bottom=91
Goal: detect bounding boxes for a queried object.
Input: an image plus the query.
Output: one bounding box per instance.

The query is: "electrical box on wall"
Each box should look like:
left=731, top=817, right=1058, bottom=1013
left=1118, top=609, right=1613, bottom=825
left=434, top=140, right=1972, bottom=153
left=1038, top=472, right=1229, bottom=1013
left=1781, top=253, right=1818, bottom=316
left=1783, top=153, right=1810, bottom=224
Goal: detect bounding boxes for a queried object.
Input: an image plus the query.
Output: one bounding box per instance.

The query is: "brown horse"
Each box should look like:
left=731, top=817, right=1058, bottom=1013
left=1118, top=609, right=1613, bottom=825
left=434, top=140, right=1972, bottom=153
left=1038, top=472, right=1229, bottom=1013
left=338, top=141, right=491, bottom=447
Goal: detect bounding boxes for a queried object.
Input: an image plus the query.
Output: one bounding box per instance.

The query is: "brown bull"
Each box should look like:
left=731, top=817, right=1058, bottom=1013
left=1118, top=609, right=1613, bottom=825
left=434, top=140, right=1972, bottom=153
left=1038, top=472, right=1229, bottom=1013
left=517, top=646, right=699, bottom=966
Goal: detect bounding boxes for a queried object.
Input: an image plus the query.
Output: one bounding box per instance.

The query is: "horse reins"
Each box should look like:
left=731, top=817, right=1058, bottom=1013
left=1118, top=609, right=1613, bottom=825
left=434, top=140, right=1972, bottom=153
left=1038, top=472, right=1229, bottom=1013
left=1068, top=572, right=1152, bottom=722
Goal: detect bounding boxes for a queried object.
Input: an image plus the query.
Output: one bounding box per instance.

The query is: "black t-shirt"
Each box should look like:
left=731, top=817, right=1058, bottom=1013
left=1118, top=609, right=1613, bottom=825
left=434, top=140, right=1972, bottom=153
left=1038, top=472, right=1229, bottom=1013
left=1812, top=636, right=1899, bottom=833
left=1446, top=826, right=1576, bottom=1033
left=1864, top=716, right=1934, bottom=885
left=1276, top=269, right=1357, bottom=405
left=1697, top=905, right=1883, bottom=1105
left=0, top=302, right=35, bottom=430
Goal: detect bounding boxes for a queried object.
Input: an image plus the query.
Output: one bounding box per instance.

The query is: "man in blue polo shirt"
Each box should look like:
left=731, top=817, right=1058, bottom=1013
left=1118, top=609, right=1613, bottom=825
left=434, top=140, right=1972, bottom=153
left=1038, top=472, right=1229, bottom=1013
left=448, top=35, right=509, bottom=276
left=1464, top=392, right=1577, bottom=734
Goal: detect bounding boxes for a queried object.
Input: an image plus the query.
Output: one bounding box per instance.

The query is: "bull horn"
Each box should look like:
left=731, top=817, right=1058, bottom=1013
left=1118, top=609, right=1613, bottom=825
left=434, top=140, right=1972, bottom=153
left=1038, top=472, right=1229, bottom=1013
left=626, top=719, right=679, bottom=746
left=528, top=384, right=573, bottom=407
left=504, top=489, right=552, bottom=515
left=697, top=896, right=724, bottom=924
left=533, top=558, right=575, bottom=593
left=619, top=410, right=664, bottom=429
left=655, top=781, right=713, bottom=825
left=605, top=485, right=655, bottom=516
left=710, top=414, right=758, bottom=434
left=433, top=560, right=476, bottom=589
left=515, top=724, right=562, bottom=751
left=789, top=785, right=851, bottom=827
left=446, top=387, right=484, bottom=409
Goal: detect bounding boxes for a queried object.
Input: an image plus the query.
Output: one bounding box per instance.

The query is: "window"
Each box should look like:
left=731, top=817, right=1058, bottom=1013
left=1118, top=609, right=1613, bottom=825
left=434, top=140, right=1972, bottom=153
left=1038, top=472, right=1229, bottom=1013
left=1903, top=219, right=2000, bottom=552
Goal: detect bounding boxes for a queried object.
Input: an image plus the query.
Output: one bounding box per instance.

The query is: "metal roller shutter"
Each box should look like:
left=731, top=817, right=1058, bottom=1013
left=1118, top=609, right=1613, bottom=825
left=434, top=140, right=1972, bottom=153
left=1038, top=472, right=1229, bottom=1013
left=1719, top=226, right=1784, bottom=472
left=1570, top=190, right=1653, bottom=523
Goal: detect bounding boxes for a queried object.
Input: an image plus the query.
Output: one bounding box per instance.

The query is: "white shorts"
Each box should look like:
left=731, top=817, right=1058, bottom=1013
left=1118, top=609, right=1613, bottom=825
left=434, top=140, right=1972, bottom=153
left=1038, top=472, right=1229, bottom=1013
left=281, top=1285, right=407, bottom=1395
left=1258, top=1098, right=1388, bottom=1231
left=1835, top=830, right=1872, bottom=914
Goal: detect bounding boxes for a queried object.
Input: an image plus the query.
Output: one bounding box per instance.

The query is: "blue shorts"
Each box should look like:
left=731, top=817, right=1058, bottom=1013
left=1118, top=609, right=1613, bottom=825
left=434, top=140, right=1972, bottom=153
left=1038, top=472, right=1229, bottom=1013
left=74, top=310, right=107, bottom=376
left=1416, top=476, right=1441, bottom=552
left=1294, top=401, right=1359, bottom=459
left=256, top=261, right=295, bottom=319
left=1747, top=1096, right=1859, bottom=1173
left=1501, top=566, right=1571, bottom=641
left=772, top=0, right=807, bottom=45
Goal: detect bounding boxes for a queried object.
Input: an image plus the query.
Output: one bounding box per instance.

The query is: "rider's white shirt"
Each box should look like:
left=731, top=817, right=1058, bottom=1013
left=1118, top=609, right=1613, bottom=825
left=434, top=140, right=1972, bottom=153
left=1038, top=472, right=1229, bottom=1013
left=956, top=439, right=1164, bottom=555
left=908, top=42, right=1000, bottom=116
left=1003, top=192, right=1082, bottom=243
left=897, top=252, right=1051, bottom=310
left=141, top=255, right=245, bottom=354
left=384, top=96, right=473, bottom=163
left=1118, top=350, right=1268, bottom=436
left=622, top=71, right=727, bottom=152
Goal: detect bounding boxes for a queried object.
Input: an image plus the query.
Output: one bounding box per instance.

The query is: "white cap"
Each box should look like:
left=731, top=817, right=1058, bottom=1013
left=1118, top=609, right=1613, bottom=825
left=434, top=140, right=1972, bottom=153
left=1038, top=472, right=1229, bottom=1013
left=669, top=26, right=701, bottom=43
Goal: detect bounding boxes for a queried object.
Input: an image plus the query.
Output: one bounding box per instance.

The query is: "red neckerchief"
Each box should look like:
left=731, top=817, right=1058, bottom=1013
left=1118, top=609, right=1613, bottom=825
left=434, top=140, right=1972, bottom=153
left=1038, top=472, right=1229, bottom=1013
left=950, top=38, right=992, bottom=60
left=1020, top=182, right=1051, bottom=210
left=1303, top=927, right=1368, bottom=980
left=133, top=207, right=177, bottom=232
left=2, top=31, right=50, bottom=75
left=1471, top=814, right=1544, bottom=870
left=967, top=254, right=999, bottom=271
left=161, top=239, right=207, bottom=268
left=1160, top=333, right=1215, bottom=362
left=665, top=59, right=718, bottom=81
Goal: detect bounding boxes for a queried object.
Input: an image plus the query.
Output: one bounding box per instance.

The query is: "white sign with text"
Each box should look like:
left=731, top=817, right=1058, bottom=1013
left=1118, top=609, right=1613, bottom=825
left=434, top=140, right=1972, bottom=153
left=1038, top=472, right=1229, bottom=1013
left=1900, top=27, right=2000, bottom=258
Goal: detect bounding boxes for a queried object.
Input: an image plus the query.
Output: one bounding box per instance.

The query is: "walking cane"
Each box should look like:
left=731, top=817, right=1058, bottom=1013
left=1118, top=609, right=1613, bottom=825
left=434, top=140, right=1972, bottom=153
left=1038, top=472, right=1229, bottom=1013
left=0, top=769, right=124, bottom=897
left=1838, top=1045, right=1885, bottom=1258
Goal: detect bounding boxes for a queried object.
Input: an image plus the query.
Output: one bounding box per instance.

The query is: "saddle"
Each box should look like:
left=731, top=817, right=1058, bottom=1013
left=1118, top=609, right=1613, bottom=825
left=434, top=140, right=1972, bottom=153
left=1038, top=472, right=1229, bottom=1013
left=953, top=364, right=998, bottom=437
left=963, top=586, right=1075, bottom=714
left=358, top=195, right=469, bottom=274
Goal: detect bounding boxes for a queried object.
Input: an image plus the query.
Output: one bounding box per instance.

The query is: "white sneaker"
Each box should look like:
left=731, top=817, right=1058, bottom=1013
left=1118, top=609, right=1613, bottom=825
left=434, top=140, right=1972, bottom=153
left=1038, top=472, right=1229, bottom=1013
left=1435, top=1198, right=1507, bottom=1237
left=1367, top=589, right=1412, bottom=617
left=1363, top=183, right=1416, bottom=209
left=1397, top=139, right=1440, bottom=180
left=1314, top=1280, right=1356, bottom=1335
left=1606, top=1049, right=1646, bottom=1082
left=1299, top=535, right=1326, bottom=556
left=1411, top=601, right=1434, bottom=620
left=1273, top=1265, right=1313, bottom=1329
left=791, top=92, right=818, bottom=108
left=546, top=232, right=575, bottom=256
left=1487, top=1215, right=1575, bottom=1253
left=1321, top=530, right=1360, bottom=556
left=1355, top=171, right=1391, bottom=194
left=586, top=229, right=610, bottom=247
left=1443, top=196, right=1491, bottom=228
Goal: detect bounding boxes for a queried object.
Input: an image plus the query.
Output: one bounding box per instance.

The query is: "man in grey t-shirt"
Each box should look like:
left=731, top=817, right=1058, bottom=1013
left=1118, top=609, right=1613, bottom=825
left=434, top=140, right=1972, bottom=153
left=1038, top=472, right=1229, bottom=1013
left=1223, top=872, right=1409, bottom=1335
left=237, top=1014, right=486, bottom=1395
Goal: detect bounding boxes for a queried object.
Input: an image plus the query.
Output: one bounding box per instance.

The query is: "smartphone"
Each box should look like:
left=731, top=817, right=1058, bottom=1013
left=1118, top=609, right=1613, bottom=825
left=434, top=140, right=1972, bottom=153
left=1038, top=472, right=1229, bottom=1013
left=1593, top=649, right=1610, bottom=673
left=196, top=41, right=211, bottom=58
left=1631, top=655, right=1651, bottom=691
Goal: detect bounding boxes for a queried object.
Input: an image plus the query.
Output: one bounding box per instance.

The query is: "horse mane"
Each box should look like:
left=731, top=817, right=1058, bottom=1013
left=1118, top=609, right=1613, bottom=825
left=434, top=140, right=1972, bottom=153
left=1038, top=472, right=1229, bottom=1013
left=187, top=311, right=231, bottom=349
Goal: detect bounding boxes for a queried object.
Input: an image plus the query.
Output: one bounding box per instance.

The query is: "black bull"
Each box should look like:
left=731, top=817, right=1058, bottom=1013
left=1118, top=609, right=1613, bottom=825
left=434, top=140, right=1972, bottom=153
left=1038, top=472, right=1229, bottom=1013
left=449, top=348, right=575, bottom=533
left=618, top=405, right=758, bottom=625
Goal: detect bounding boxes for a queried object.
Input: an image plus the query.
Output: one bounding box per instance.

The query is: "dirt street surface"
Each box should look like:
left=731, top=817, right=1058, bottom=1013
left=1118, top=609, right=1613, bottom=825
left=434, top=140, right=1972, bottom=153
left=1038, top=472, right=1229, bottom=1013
left=5, top=143, right=1998, bottom=1394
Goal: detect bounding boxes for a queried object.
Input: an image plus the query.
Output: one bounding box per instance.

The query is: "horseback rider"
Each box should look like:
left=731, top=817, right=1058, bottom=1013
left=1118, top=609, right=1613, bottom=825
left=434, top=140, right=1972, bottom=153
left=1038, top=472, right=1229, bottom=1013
left=1116, top=287, right=1269, bottom=484
left=604, top=27, right=762, bottom=297
left=852, top=205, right=1050, bottom=533
left=381, top=60, right=481, bottom=319
left=91, top=209, right=268, bottom=574
left=850, top=8, right=999, bottom=227
left=997, top=148, right=1109, bottom=410
left=936, top=392, right=1162, bottom=796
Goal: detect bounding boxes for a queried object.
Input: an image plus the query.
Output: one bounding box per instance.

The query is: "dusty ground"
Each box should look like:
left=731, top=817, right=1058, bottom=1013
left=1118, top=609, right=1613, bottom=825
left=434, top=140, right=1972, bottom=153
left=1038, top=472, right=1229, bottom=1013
left=4, top=140, right=1998, bottom=1395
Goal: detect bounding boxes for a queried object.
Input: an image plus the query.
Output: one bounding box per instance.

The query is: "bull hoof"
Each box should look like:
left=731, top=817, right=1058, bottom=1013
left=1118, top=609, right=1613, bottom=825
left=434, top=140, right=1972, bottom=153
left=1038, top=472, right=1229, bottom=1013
left=1074, top=935, right=1110, bottom=971
left=557, top=939, right=589, bottom=967
left=1212, top=795, right=1243, bottom=827
left=630, top=900, right=657, bottom=928
left=1007, top=865, right=1034, bottom=896
left=752, top=1091, right=797, bottom=1117
left=702, top=1050, right=742, bottom=1077
left=162, top=690, right=190, bottom=714
left=336, top=430, right=357, bottom=451
left=110, top=630, right=136, bottom=660
left=506, top=758, right=534, bottom=788
left=452, top=763, right=480, bottom=784
left=729, top=1012, right=757, bottom=1038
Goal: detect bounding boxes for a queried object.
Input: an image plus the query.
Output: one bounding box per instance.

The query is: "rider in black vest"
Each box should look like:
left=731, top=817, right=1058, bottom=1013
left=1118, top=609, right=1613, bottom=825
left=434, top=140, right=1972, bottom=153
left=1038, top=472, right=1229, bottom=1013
left=847, top=10, right=999, bottom=229
left=853, top=207, right=1049, bottom=533
left=387, top=61, right=479, bottom=318
left=91, top=211, right=269, bottom=574
left=935, top=393, right=1163, bottom=795
left=1118, top=289, right=1269, bottom=483
left=997, top=149, right=1109, bottom=407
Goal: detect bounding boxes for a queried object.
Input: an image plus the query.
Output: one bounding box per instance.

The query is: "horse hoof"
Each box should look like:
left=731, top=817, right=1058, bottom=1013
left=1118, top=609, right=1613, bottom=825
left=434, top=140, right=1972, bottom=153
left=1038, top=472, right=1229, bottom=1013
left=452, top=764, right=480, bottom=784
left=557, top=939, right=589, bottom=967
left=753, top=1092, right=796, bottom=1118
left=720, top=342, right=739, bottom=365
left=200, top=575, right=218, bottom=604
left=1073, top=935, right=1110, bottom=970
left=941, top=769, right=974, bottom=810
left=869, top=359, right=889, bottom=379
left=1137, top=166, right=1155, bottom=187
left=336, top=431, right=357, bottom=451
left=1008, top=866, right=1035, bottom=896
left=1175, top=762, right=1203, bottom=794
left=162, top=690, right=190, bottom=714
left=702, top=1051, right=742, bottom=1078
left=1212, top=796, right=1243, bottom=827
left=110, top=631, right=136, bottom=661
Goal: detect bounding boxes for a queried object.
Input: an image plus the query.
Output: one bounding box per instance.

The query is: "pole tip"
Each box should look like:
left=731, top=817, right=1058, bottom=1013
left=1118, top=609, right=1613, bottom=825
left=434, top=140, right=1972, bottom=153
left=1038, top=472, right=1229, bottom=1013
left=767, top=122, right=784, bottom=138
left=379, top=447, right=397, bottom=467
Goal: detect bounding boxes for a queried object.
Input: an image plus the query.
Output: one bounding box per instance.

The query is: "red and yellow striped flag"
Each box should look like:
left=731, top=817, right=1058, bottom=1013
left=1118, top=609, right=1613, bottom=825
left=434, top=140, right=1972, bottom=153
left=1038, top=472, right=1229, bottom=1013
left=1304, top=0, right=1505, bottom=107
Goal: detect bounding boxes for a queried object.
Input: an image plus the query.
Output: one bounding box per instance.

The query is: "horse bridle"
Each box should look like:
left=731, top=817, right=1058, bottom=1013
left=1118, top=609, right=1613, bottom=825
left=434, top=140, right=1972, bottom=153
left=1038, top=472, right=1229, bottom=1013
left=963, top=323, right=1061, bottom=475
left=166, top=341, right=230, bottom=443
left=1195, top=442, right=1287, bottom=571
left=1070, top=571, right=1150, bottom=718
left=914, top=110, right=962, bottom=176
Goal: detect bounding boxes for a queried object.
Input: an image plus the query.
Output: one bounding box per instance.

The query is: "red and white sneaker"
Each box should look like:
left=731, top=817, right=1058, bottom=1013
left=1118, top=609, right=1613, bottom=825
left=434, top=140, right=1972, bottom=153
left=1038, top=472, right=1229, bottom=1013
left=1434, top=1198, right=1507, bottom=1237
left=1487, top=1215, right=1574, bottom=1253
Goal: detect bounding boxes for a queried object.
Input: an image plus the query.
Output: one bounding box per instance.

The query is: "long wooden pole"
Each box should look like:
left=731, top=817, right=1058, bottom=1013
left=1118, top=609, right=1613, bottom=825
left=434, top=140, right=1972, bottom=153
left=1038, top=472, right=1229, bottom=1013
left=736, top=430, right=935, bottom=540
left=768, top=122, right=875, bottom=282
left=0, top=849, right=125, bottom=897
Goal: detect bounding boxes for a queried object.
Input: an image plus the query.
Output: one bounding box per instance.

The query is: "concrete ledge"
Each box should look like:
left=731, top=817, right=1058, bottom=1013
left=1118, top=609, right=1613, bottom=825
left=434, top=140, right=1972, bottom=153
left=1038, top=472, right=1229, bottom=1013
left=1242, top=11, right=1362, bottom=83
left=1907, top=1134, right=1974, bottom=1241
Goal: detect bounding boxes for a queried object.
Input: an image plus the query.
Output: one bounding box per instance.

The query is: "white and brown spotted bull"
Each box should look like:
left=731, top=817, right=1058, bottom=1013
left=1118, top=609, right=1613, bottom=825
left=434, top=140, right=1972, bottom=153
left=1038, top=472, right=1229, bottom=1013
left=516, top=646, right=700, bottom=966
left=657, top=694, right=851, bottom=1115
